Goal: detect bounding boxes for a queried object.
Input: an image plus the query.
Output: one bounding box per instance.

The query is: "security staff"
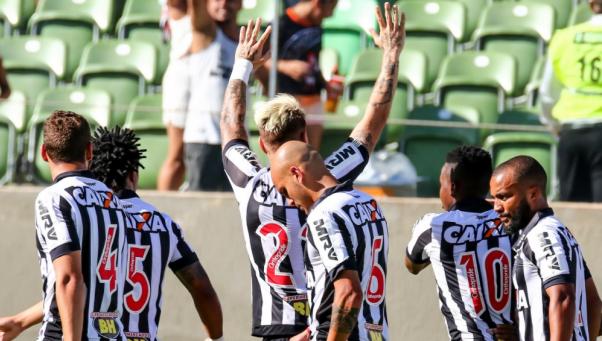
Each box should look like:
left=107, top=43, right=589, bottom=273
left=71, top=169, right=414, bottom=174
left=540, top=0, right=602, bottom=202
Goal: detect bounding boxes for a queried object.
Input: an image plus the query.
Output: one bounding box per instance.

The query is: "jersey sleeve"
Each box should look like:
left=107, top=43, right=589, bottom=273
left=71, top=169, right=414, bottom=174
left=406, top=214, right=434, bottom=264
left=35, top=191, right=81, bottom=261
left=324, top=138, right=369, bottom=183
left=307, top=210, right=357, bottom=281
left=167, top=220, right=199, bottom=272
left=527, top=227, right=574, bottom=289
left=222, top=139, right=262, bottom=190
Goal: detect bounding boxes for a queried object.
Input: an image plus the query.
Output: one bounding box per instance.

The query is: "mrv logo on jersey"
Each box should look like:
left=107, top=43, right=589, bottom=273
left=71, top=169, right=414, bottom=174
left=313, top=219, right=338, bottom=261
left=442, top=218, right=506, bottom=245
left=326, top=145, right=357, bottom=170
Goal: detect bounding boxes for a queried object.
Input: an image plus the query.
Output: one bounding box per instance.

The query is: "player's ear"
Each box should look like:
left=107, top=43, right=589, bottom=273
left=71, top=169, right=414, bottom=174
left=291, top=166, right=303, bottom=183
left=259, top=136, right=268, bottom=154
left=41, top=144, right=49, bottom=162
left=85, top=142, right=93, bottom=162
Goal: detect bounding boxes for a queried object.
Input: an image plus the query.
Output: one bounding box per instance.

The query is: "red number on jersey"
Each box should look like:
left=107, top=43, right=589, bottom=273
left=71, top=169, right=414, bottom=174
left=97, top=225, right=118, bottom=294
left=257, top=222, right=295, bottom=288
left=459, top=248, right=511, bottom=316
left=367, top=236, right=386, bottom=305
left=125, top=245, right=151, bottom=314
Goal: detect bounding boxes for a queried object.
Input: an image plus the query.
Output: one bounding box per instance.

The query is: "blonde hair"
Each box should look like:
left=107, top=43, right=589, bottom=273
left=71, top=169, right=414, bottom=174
left=254, top=94, right=307, bottom=146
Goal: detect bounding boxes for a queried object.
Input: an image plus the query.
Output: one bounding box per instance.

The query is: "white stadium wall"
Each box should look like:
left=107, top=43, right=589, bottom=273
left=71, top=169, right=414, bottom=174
left=1, top=187, right=602, bottom=340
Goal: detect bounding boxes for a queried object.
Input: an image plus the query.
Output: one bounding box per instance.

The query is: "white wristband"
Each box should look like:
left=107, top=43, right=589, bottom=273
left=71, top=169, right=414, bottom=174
left=204, top=337, right=224, bottom=341
left=230, top=58, right=253, bottom=85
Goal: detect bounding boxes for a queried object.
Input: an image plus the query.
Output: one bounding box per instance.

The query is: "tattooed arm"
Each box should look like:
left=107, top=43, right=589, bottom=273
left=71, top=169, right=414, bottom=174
left=328, top=270, right=363, bottom=341
left=350, top=3, right=405, bottom=153
left=175, top=261, right=223, bottom=339
left=220, top=19, right=272, bottom=149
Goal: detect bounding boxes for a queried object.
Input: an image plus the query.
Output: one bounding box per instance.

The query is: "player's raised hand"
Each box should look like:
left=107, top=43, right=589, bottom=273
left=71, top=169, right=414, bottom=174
left=0, top=316, right=23, bottom=341
left=235, top=18, right=272, bottom=69
left=370, top=2, right=405, bottom=54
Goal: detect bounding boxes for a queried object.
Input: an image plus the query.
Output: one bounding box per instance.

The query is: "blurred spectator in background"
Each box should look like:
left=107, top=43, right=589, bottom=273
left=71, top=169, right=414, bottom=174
left=158, top=0, right=240, bottom=192
left=0, top=57, right=10, bottom=100
left=540, top=0, right=602, bottom=202
left=257, top=0, right=340, bottom=150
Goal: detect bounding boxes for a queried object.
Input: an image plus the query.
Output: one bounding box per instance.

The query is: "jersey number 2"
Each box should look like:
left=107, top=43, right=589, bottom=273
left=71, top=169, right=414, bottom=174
left=257, top=222, right=295, bottom=288
left=367, top=236, right=386, bottom=305
left=97, top=225, right=118, bottom=294
left=459, top=248, right=511, bottom=315
left=125, top=245, right=151, bottom=313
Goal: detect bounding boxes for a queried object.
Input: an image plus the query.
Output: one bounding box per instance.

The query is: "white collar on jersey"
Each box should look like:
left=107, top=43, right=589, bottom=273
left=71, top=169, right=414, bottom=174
left=591, top=14, right=602, bottom=26
left=512, top=208, right=555, bottom=251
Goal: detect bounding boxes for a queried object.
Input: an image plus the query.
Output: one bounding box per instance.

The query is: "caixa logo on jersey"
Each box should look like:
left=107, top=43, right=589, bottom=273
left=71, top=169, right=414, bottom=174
left=69, top=186, right=119, bottom=208
left=91, top=312, right=121, bottom=339
left=442, top=218, right=505, bottom=245
left=342, top=200, right=384, bottom=227
left=130, top=211, right=168, bottom=233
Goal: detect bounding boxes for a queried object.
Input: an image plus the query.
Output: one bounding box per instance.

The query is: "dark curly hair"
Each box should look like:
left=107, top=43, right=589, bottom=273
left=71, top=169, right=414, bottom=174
left=446, top=145, right=493, bottom=197
left=90, top=126, right=146, bottom=192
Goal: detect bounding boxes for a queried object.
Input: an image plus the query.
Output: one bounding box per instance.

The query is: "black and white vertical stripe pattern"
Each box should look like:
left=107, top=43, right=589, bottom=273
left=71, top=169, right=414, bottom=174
left=118, top=195, right=198, bottom=341
left=512, top=209, right=589, bottom=341
left=406, top=204, right=513, bottom=341
left=305, top=183, right=389, bottom=341
left=35, top=172, right=128, bottom=340
left=221, top=138, right=369, bottom=337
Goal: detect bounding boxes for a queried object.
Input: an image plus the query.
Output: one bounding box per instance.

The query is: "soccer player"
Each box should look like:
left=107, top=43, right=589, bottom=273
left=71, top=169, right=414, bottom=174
left=270, top=141, right=389, bottom=340
left=404, top=146, right=514, bottom=340
left=0, top=126, right=225, bottom=341
left=35, top=111, right=129, bottom=340
left=490, top=156, right=602, bottom=341
left=220, top=5, right=404, bottom=340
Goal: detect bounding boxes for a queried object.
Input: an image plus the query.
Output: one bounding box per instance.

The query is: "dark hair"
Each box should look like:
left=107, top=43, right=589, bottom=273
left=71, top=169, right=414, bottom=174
left=90, top=126, right=146, bottom=192
left=493, top=155, right=547, bottom=194
left=43, top=110, right=91, bottom=163
left=446, top=145, right=493, bottom=197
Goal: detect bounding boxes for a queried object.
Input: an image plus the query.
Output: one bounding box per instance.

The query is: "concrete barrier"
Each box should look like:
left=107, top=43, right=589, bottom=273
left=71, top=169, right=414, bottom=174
left=1, top=187, right=601, bottom=340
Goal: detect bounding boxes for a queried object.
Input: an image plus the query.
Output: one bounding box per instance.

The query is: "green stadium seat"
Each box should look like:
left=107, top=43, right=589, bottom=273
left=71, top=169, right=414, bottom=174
left=238, top=0, right=275, bottom=26
left=0, top=115, right=16, bottom=185
left=323, top=0, right=377, bottom=75
left=525, top=56, right=546, bottom=107
left=123, top=94, right=164, bottom=189
left=519, top=0, right=572, bottom=28
left=434, top=51, right=517, bottom=139
left=27, top=87, right=112, bottom=183
left=400, top=105, right=480, bottom=197
left=397, top=0, right=465, bottom=91
left=0, top=91, right=27, bottom=133
left=345, top=48, right=428, bottom=142
left=483, top=131, right=557, bottom=195
left=473, top=2, right=555, bottom=95
left=569, top=3, right=592, bottom=26
left=74, top=39, right=157, bottom=126
left=29, top=0, right=114, bottom=79
left=496, top=109, right=543, bottom=127
left=116, top=0, right=167, bottom=82
left=0, top=0, right=35, bottom=34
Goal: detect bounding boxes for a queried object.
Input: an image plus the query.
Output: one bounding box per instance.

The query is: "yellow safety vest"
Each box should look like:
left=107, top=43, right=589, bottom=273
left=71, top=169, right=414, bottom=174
left=549, top=21, right=602, bottom=121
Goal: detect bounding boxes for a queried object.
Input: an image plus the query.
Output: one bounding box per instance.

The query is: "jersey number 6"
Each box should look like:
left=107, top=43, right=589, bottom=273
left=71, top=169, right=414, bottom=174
left=367, top=236, right=386, bottom=305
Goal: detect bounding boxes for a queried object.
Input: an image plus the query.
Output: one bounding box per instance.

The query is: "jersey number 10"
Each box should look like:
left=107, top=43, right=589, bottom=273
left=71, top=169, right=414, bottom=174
left=459, top=248, right=511, bottom=316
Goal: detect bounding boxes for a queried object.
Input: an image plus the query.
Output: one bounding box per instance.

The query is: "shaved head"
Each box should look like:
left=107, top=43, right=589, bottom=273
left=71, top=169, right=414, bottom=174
left=492, top=156, right=547, bottom=195
left=271, top=141, right=336, bottom=213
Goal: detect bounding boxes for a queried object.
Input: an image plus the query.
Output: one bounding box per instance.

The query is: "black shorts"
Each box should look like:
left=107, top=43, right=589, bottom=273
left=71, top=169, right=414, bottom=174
left=184, top=143, right=231, bottom=192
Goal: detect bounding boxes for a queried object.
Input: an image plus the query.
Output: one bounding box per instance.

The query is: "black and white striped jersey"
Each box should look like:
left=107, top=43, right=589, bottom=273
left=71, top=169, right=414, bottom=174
left=222, top=138, right=369, bottom=336
left=304, top=181, right=388, bottom=341
left=512, top=208, right=590, bottom=341
left=34, top=170, right=129, bottom=340
left=406, top=199, right=513, bottom=341
left=117, top=190, right=199, bottom=341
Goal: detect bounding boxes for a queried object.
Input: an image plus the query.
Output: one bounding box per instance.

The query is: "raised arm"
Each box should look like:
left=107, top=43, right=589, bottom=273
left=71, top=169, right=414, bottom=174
left=220, top=19, right=272, bottom=148
left=349, top=3, right=405, bottom=153
left=175, top=261, right=223, bottom=339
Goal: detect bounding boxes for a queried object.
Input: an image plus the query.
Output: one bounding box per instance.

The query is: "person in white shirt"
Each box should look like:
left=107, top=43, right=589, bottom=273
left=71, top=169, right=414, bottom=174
left=158, top=0, right=241, bottom=191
